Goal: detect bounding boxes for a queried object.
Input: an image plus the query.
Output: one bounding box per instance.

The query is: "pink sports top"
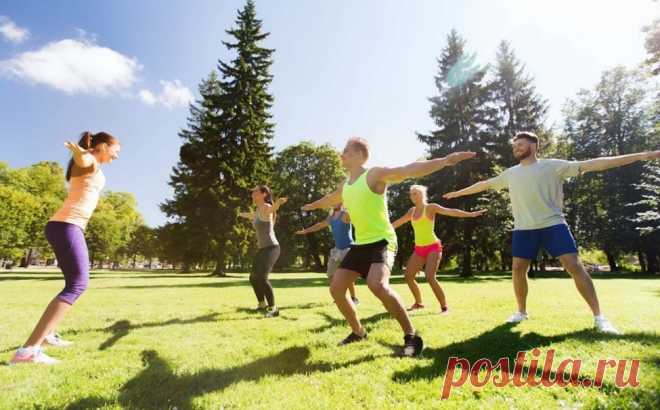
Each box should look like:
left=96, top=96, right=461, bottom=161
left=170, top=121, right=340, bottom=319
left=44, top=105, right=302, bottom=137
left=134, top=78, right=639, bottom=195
left=50, top=164, right=105, bottom=230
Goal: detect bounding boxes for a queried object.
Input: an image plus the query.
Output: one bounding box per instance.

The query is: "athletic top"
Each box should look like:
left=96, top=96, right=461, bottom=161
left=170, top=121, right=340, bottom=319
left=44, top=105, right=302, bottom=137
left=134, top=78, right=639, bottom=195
left=50, top=164, right=105, bottom=230
left=410, top=205, right=439, bottom=246
left=328, top=210, right=353, bottom=250
left=253, top=210, right=279, bottom=249
left=487, top=159, right=581, bottom=230
left=342, top=169, right=397, bottom=251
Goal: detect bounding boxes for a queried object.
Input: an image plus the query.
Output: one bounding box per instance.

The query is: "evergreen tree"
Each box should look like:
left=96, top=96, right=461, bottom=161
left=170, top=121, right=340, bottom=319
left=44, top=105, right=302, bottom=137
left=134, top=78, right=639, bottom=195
left=490, top=40, right=549, bottom=166
left=418, top=30, right=494, bottom=276
left=484, top=41, right=549, bottom=271
left=162, top=0, right=275, bottom=275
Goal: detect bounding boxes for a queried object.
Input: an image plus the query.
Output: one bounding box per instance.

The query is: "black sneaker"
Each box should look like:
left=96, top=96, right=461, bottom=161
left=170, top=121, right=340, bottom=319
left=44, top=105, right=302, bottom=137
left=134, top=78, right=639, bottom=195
left=351, top=297, right=360, bottom=305
left=265, top=307, right=279, bottom=318
left=402, top=333, right=424, bottom=357
left=339, top=331, right=367, bottom=345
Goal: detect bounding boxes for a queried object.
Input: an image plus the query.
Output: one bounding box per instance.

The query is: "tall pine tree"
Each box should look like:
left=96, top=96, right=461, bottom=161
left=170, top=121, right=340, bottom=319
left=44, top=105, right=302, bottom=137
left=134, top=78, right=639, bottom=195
left=418, top=30, right=494, bottom=276
left=163, top=0, right=275, bottom=275
left=490, top=40, right=548, bottom=166
left=485, top=41, right=549, bottom=271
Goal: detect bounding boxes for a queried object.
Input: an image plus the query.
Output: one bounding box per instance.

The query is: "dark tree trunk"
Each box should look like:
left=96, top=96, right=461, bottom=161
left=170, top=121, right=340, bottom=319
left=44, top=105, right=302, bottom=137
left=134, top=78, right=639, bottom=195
left=604, top=250, right=618, bottom=272
left=637, top=251, right=647, bottom=273
left=460, top=223, right=473, bottom=277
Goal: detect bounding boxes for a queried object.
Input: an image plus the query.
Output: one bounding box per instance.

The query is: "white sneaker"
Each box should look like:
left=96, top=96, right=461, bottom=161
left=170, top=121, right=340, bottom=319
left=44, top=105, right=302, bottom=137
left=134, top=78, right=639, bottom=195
left=594, top=316, right=621, bottom=335
left=10, top=346, right=60, bottom=365
left=506, top=312, right=529, bottom=323
left=45, top=331, right=73, bottom=347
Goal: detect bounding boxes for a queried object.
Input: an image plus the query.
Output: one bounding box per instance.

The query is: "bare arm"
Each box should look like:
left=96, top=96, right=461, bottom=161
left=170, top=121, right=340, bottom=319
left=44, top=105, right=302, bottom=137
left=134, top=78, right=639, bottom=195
left=260, top=197, right=288, bottom=216
left=295, top=220, right=330, bottom=235
left=371, top=151, right=476, bottom=183
left=302, top=184, right=343, bottom=211
left=578, top=151, right=660, bottom=173
left=430, top=203, right=487, bottom=218
left=443, top=180, right=493, bottom=199
left=391, top=208, right=413, bottom=229
left=64, top=141, right=95, bottom=169
left=239, top=211, right=255, bottom=220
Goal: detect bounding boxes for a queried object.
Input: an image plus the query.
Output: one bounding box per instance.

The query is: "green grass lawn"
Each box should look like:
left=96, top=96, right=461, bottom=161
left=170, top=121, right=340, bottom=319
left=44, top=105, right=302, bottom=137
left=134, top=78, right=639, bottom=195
left=1, top=270, right=658, bottom=409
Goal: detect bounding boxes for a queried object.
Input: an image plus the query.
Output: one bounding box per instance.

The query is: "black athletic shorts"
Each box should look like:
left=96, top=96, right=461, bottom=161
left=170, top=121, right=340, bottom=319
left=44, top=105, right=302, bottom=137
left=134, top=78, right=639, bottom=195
left=338, top=239, right=395, bottom=279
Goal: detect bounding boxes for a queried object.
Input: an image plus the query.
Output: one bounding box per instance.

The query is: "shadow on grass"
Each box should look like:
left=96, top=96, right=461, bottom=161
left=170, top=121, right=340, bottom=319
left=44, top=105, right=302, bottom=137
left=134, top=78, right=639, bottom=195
left=385, top=322, right=660, bottom=386
left=103, top=273, right=518, bottom=292
left=62, top=346, right=379, bottom=410
left=93, top=302, right=331, bottom=351
left=0, top=275, right=63, bottom=282
left=309, top=311, right=391, bottom=335
left=93, top=313, right=221, bottom=351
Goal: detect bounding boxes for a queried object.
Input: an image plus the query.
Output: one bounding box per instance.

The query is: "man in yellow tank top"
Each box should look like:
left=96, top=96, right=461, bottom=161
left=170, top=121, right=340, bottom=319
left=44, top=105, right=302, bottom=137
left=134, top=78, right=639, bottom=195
left=303, top=137, right=474, bottom=357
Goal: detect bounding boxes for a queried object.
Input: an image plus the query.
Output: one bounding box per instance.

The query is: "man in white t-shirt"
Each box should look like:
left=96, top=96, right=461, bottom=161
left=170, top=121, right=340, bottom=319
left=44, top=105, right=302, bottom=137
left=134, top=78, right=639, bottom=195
left=444, top=131, right=660, bottom=334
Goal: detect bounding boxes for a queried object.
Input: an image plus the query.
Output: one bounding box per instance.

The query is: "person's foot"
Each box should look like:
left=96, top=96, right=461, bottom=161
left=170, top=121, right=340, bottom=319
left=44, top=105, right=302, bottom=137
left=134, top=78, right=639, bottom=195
left=506, top=311, right=528, bottom=323
left=407, top=302, right=425, bottom=311
left=10, top=346, right=60, bottom=365
left=339, top=330, right=367, bottom=345
left=351, top=297, right=360, bottom=305
left=265, top=306, right=279, bottom=318
left=255, top=301, right=268, bottom=312
left=402, top=333, right=424, bottom=357
left=594, top=316, right=621, bottom=335
left=440, top=306, right=449, bottom=315
left=45, top=331, right=73, bottom=347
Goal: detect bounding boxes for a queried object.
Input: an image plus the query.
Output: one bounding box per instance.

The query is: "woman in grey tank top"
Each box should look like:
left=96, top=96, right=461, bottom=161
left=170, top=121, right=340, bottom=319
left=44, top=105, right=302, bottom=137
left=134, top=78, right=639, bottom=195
left=239, top=185, right=287, bottom=318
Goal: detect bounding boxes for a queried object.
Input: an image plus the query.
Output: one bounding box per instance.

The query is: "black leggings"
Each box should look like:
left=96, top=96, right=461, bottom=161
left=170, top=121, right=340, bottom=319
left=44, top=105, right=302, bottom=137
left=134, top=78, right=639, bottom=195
left=250, top=245, right=280, bottom=307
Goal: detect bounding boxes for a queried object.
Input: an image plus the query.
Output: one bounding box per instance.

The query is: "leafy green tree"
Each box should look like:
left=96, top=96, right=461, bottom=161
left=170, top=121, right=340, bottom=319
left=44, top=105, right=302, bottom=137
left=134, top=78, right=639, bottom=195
left=270, top=142, right=345, bottom=270
left=87, top=192, right=143, bottom=267
left=562, top=67, right=654, bottom=271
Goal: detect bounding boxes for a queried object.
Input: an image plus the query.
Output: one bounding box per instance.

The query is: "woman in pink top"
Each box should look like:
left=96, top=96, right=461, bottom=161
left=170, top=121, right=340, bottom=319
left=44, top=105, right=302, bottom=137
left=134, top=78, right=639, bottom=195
left=11, top=131, right=121, bottom=365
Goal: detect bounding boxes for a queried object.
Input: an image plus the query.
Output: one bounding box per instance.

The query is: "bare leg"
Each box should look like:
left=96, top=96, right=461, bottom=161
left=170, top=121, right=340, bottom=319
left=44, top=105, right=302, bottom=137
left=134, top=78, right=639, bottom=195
left=24, top=298, right=72, bottom=347
left=348, top=282, right=357, bottom=299
left=512, top=257, right=531, bottom=314
left=330, top=269, right=363, bottom=335
left=424, top=251, right=447, bottom=308
left=558, top=253, right=601, bottom=316
left=366, top=263, right=414, bottom=335
left=404, top=253, right=425, bottom=305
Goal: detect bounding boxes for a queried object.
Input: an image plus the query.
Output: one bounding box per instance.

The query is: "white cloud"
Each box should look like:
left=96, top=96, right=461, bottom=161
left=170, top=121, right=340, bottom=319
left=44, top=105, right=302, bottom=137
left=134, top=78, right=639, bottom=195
left=0, top=16, right=29, bottom=43
left=0, top=38, right=141, bottom=95
left=138, top=89, right=157, bottom=105
left=140, top=80, right=194, bottom=109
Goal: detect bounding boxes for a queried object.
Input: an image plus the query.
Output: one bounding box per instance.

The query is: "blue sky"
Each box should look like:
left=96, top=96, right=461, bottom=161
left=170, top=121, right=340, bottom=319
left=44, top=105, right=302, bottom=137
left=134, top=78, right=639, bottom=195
left=1, top=0, right=657, bottom=226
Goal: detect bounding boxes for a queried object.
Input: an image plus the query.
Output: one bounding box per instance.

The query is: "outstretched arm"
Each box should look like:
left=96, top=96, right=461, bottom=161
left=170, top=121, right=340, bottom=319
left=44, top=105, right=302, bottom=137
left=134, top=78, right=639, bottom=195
left=431, top=203, right=487, bottom=218
left=302, top=184, right=344, bottom=211
left=261, top=197, right=288, bottom=216
left=64, top=141, right=96, bottom=169
left=295, top=220, right=330, bottom=235
left=578, top=151, right=660, bottom=173
left=391, top=208, right=413, bottom=229
left=443, top=180, right=493, bottom=199
left=239, top=211, right=255, bottom=220
left=372, top=151, right=476, bottom=183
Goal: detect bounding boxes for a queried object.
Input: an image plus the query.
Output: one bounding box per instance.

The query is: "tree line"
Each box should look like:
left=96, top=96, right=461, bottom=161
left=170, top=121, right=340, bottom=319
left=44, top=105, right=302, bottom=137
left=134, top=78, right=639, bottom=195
left=2, top=2, right=657, bottom=275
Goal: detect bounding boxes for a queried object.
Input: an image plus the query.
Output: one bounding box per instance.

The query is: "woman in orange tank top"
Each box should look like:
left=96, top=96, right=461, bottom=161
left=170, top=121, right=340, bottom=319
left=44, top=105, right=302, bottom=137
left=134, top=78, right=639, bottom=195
left=11, top=131, right=121, bottom=365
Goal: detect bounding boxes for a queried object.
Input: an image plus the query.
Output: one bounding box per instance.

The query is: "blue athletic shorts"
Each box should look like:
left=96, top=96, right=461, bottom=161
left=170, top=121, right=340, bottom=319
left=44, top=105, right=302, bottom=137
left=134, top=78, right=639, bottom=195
left=512, top=223, right=578, bottom=260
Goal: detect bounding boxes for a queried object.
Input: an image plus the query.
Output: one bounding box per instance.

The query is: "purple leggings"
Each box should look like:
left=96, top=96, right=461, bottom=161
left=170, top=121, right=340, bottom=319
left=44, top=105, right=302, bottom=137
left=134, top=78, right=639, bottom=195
left=45, top=221, right=89, bottom=305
